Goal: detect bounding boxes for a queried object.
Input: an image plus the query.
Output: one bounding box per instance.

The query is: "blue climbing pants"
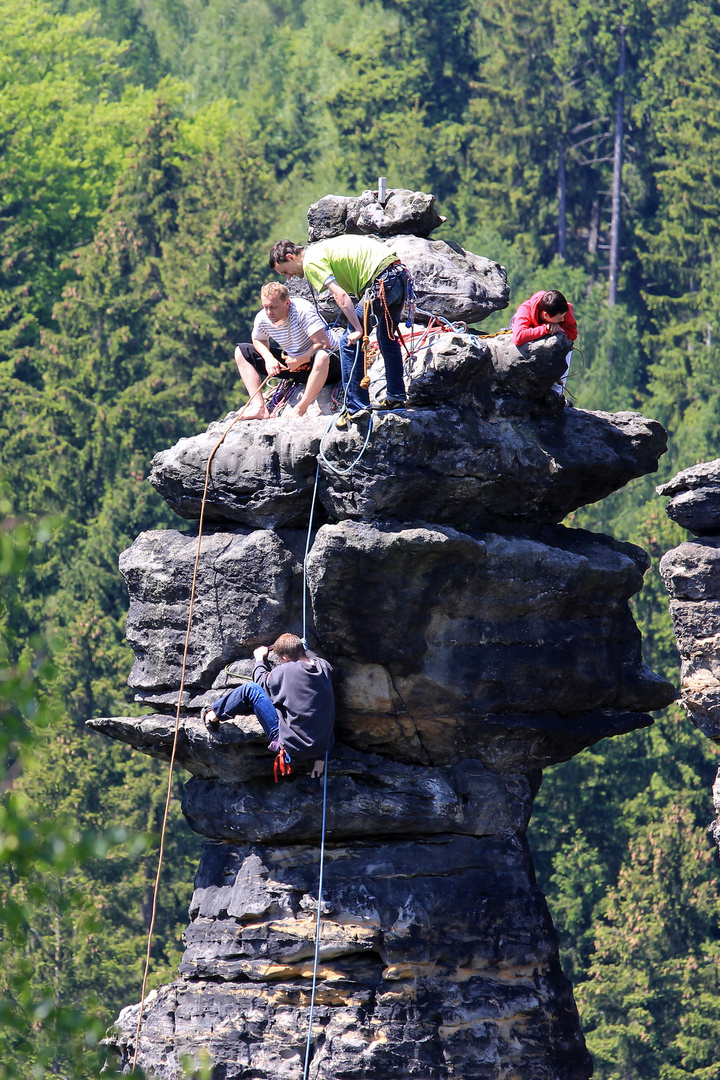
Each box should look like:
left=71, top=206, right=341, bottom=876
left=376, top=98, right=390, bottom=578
left=211, top=681, right=279, bottom=739
left=339, top=265, right=409, bottom=411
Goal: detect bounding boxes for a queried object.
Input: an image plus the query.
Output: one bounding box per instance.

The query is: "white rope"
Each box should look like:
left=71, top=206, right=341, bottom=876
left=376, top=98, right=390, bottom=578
left=301, top=460, right=321, bottom=649
left=302, top=750, right=330, bottom=1080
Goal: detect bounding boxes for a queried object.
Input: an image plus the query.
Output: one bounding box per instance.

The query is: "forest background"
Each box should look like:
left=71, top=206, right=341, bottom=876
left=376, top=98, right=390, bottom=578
left=1, top=0, right=719, bottom=1076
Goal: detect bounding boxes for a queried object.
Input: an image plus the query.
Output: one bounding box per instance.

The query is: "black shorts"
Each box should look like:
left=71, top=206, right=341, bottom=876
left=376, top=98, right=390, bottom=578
left=237, top=342, right=341, bottom=386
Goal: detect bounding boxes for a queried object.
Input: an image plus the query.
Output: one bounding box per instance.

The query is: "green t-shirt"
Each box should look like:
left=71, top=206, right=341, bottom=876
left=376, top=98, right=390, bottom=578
left=302, top=235, right=398, bottom=297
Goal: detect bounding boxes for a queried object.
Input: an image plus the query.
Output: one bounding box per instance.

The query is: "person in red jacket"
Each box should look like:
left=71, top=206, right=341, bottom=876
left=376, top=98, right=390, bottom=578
left=511, top=290, right=578, bottom=396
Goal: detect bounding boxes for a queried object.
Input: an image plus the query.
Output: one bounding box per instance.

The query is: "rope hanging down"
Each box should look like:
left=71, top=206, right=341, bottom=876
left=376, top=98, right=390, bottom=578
left=302, top=750, right=330, bottom=1080
left=130, top=377, right=272, bottom=1072
left=132, top=342, right=376, bottom=1073
left=318, top=340, right=374, bottom=477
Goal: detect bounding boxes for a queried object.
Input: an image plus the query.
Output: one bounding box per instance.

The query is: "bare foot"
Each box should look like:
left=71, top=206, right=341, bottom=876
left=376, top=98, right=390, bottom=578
left=239, top=404, right=271, bottom=420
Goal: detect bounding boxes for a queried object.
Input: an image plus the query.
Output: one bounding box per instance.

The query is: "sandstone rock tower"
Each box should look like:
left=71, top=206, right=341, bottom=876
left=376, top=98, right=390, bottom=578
left=90, top=190, right=675, bottom=1078
left=658, top=460, right=720, bottom=854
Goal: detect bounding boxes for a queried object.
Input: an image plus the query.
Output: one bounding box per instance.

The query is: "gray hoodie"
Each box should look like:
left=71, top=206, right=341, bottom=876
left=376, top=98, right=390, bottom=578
left=253, top=651, right=335, bottom=760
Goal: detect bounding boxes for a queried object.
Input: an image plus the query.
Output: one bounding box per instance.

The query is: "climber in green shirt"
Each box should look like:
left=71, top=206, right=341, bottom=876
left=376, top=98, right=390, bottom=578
left=269, top=235, right=410, bottom=414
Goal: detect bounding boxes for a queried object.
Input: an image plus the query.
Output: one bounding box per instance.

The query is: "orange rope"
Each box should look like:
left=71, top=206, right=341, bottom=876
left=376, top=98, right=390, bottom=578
left=358, top=300, right=372, bottom=390
left=130, top=375, right=272, bottom=1071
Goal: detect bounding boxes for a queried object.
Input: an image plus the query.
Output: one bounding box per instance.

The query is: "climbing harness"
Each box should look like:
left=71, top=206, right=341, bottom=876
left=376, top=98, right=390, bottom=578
left=359, top=263, right=414, bottom=388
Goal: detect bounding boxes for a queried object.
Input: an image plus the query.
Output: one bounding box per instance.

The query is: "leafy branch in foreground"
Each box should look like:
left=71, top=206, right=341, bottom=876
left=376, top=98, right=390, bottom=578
left=0, top=497, right=132, bottom=1079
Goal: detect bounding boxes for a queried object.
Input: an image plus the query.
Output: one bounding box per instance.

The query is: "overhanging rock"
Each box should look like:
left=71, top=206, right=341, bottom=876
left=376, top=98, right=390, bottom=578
left=148, top=334, right=666, bottom=532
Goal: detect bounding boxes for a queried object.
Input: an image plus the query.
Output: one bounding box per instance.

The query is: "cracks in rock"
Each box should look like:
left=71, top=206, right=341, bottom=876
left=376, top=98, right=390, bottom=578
left=387, top=672, right=434, bottom=767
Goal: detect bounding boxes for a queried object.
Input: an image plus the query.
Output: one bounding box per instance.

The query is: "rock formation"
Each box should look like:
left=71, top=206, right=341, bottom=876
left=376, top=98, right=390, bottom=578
left=89, top=191, right=676, bottom=1078
left=658, top=459, right=720, bottom=852
left=307, top=188, right=446, bottom=242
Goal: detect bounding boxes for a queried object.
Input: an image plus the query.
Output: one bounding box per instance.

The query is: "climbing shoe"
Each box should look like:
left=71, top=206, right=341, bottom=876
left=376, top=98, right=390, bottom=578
left=201, top=706, right=219, bottom=728
left=370, top=397, right=406, bottom=411
left=335, top=408, right=369, bottom=429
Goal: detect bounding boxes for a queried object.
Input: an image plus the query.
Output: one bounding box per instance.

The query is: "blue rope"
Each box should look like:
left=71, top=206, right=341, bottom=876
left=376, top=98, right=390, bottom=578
left=303, top=340, right=377, bottom=647
left=316, top=338, right=375, bottom=476
left=318, top=410, right=373, bottom=477
left=298, top=334, right=380, bottom=1074
left=302, top=751, right=330, bottom=1080
left=301, top=460, right=321, bottom=649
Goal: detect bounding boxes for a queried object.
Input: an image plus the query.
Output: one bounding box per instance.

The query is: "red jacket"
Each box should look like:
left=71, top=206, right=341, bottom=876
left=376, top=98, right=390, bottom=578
left=511, top=291, right=578, bottom=346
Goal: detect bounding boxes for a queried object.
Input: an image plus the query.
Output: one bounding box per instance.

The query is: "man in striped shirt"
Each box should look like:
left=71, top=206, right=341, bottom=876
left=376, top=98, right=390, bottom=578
left=269, top=236, right=409, bottom=414
left=235, top=282, right=341, bottom=418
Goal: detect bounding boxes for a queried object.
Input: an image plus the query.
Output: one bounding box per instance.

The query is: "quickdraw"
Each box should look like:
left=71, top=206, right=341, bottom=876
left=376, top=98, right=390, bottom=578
left=273, top=747, right=292, bottom=782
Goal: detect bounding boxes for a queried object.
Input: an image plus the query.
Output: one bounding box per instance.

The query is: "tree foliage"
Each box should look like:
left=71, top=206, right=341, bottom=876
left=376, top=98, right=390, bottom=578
left=2, top=0, right=720, bottom=1076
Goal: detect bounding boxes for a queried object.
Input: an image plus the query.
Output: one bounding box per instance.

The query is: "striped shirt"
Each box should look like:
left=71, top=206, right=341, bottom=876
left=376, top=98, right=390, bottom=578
left=252, top=297, right=340, bottom=358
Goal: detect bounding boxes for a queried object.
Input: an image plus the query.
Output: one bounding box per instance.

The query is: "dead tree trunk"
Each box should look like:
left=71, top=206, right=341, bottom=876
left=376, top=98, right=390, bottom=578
left=558, top=136, right=567, bottom=260
left=608, top=24, right=626, bottom=307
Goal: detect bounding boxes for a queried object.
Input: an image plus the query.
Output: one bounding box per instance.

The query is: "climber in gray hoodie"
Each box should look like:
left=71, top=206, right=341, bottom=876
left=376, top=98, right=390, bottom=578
left=205, top=633, right=334, bottom=776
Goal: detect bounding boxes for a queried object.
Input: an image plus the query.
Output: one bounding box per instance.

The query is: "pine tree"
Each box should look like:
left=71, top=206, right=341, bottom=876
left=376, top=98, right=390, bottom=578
left=577, top=802, right=720, bottom=1080
left=0, top=502, right=129, bottom=1080
left=0, top=0, right=156, bottom=371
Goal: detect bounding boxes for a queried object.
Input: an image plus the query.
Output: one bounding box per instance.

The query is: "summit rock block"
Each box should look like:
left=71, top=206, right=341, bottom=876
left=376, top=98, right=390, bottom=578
left=307, top=187, right=446, bottom=241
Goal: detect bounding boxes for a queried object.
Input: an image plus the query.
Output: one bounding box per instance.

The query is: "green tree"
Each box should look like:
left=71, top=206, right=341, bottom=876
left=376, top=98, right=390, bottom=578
left=0, top=0, right=160, bottom=369
left=56, top=0, right=165, bottom=86
left=577, top=802, right=720, bottom=1080
left=0, top=498, right=130, bottom=1079
left=638, top=2, right=720, bottom=476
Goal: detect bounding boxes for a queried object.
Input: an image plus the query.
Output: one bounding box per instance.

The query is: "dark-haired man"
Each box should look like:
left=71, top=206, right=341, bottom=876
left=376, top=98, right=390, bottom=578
left=203, top=634, right=334, bottom=774
left=269, top=236, right=409, bottom=415
left=511, top=289, right=578, bottom=396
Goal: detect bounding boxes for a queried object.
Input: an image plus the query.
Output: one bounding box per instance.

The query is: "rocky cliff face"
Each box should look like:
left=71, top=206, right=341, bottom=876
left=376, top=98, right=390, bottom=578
left=658, top=460, right=720, bottom=853
left=89, top=189, right=675, bottom=1079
